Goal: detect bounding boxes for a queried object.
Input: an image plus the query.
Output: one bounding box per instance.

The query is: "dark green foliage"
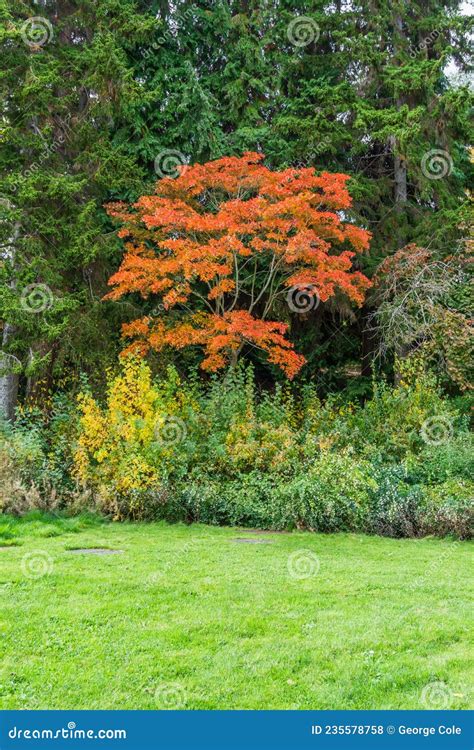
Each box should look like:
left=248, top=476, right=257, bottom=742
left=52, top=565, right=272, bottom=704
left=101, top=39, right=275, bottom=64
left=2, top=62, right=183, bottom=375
left=407, top=433, right=474, bottom=484
left=420, top=484, right=473, bottom=539
left=367, top=464, right=426, bottom=538
left=0, top=0, right=154, bottom=401
left=0, top=2, right=472, bottom=540
left=1, top=0, right=473, bottom=411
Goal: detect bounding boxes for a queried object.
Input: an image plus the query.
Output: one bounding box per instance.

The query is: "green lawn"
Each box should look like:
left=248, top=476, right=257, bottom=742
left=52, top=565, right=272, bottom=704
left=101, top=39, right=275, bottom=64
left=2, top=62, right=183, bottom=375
left=0, top=513, right=472, bottom=710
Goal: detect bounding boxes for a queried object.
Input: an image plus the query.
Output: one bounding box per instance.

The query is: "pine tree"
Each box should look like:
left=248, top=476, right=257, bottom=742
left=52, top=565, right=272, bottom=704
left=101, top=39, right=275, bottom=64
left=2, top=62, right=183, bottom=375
left=0, top=0, right=155, bottom=416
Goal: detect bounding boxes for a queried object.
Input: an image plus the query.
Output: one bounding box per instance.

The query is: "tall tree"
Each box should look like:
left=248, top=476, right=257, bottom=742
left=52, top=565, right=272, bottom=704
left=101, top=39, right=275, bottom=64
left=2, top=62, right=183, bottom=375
left=0, top=0, right=155, bottom=417
left=105, top=153, right=371, bottom=377
left=1, top=0, right=471, bottom=412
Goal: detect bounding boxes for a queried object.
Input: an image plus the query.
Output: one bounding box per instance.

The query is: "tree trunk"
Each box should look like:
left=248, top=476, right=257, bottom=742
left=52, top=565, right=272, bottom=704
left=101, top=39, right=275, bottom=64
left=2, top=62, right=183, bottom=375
left=361, top=305, right=377, bottom=378
left=0, top=325, right=19, bottom=421
left=0, top=218, right=20, bottom=421
left=392, top=140, right=407, bottom=206
left=25, top=341, right=56, bottom=408
left=390, top=11, right=408, bottom=240
left=391, top=10, right=408, bottom=385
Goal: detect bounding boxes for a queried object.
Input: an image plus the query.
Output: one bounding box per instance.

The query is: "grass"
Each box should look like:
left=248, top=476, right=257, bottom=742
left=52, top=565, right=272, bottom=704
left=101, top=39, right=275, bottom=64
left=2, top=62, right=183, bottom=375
left=0, top=512, right=472, bottom=710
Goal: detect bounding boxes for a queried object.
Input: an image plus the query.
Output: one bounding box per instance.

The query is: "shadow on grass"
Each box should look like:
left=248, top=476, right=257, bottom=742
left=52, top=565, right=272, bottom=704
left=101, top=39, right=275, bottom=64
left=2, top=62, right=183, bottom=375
left=0, top=510, right=106, bottom=543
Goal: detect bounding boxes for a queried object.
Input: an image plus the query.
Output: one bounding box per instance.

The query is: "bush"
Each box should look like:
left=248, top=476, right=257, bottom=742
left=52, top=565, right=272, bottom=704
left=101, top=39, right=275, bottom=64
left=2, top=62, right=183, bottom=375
left=0, top=396, right=95, bottom=516
left=420, top=480, right=473, bottom=540
left=406, top=432, right=473, bottom=485
left=367, top=465, right=425, bottom=538
left=0, top=444, right=41, bottom=515
left=271, top=452, right=376, bottom=532
left=153, top=453, right=376, bottom=533
left=154, top=457, right=473, bottom=540
left=0, top=421, right=57, bottom=514
left=3, top=356, right=471, bottom=539
left=325, top=367, right=459, bottom=461
left=74, top=358, right=196, bottom=518
left=365, top=466, right=473, bottom=540
left=155, top=472, right=278, bottom=528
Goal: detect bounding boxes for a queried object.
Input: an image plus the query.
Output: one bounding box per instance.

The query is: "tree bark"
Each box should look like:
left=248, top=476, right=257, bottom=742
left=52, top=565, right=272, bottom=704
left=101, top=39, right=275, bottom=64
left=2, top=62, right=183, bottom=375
left=0, top=326, right=19, bottom=422
left=390, top=11, right=408, bottom=239
left=391, top=10, right=408, bottom=385
left=0, top=218, right=20, bottom=421
left=391, top=138, right=407, bottom=207
left=361, top=305, right=377, bottom=378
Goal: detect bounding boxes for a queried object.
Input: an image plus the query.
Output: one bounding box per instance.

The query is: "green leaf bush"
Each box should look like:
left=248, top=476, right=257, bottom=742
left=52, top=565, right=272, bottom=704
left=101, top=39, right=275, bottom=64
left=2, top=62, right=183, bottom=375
left=1, top=358, right=472, bottom=538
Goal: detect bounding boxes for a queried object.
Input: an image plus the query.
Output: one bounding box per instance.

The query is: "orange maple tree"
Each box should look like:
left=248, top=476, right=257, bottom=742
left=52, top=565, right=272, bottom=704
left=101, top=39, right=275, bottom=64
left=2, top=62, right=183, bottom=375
left=105, top=152, right=372, bottom=378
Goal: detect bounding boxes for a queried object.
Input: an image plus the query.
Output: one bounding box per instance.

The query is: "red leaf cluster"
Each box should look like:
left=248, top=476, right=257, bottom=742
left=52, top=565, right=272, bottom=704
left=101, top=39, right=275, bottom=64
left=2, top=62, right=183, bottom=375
left=106, top=153, right=371, bottom=377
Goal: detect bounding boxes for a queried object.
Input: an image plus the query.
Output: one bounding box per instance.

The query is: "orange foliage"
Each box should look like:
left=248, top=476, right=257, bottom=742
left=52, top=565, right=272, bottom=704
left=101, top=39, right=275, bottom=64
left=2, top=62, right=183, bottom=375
left=106, top=153, right=371, bottom=378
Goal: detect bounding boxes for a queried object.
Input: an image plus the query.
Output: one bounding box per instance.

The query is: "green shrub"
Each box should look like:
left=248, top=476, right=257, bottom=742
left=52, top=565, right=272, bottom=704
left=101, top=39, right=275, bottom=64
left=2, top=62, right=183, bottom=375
left=158, top=453, right=376, bottom=533
left=0, top=420, right=50, bottom=514
left=420, top=480, right=473, bottom=540
left=271, top=452, right=376, bottom=532
left=159, top=473, right=277, bottom=528
left=366, top=466, right=473, bottom=540
left=2, top=358, right=471, bottom=540
left=406, top=432, right=474, bottom=485
left=0, top=395, right=87, bottom=515
left=366, top=465, right=425, bottom=538
left=329, top=377, right=458, bottom=461
left=155, top=457, right=472, bottom=541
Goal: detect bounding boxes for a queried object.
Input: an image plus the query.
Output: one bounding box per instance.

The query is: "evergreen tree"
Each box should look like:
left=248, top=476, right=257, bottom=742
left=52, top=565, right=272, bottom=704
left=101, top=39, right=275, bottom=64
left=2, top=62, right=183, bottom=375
left=1, top=0, right=471, bottom=415
left=0, top=0, right=156, bottom=416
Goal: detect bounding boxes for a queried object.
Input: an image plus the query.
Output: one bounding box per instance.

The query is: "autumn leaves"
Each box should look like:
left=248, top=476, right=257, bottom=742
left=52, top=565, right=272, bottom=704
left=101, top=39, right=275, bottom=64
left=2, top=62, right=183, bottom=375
left=106, top=153, right=371, bottom=378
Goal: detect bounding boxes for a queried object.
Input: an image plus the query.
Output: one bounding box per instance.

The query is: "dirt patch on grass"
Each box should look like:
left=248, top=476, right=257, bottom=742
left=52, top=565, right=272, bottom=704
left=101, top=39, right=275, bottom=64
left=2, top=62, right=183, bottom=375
left=66, top=548, right=123, bottom=555
left=243, top=529, right=291, bottom=535
left=232, top=538, right=273, bottom=545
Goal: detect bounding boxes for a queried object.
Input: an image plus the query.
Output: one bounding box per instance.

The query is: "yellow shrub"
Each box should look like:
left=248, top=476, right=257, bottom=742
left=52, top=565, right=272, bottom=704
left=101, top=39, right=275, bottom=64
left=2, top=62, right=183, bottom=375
left=74, top=358, right=188, bottom=514
left=225, top=419, right=298, bottom=472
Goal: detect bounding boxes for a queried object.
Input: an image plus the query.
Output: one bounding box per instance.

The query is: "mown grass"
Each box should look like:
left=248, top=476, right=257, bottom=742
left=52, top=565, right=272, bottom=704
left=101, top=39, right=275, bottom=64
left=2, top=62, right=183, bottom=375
left=0, top=513, right=472, bottom=709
